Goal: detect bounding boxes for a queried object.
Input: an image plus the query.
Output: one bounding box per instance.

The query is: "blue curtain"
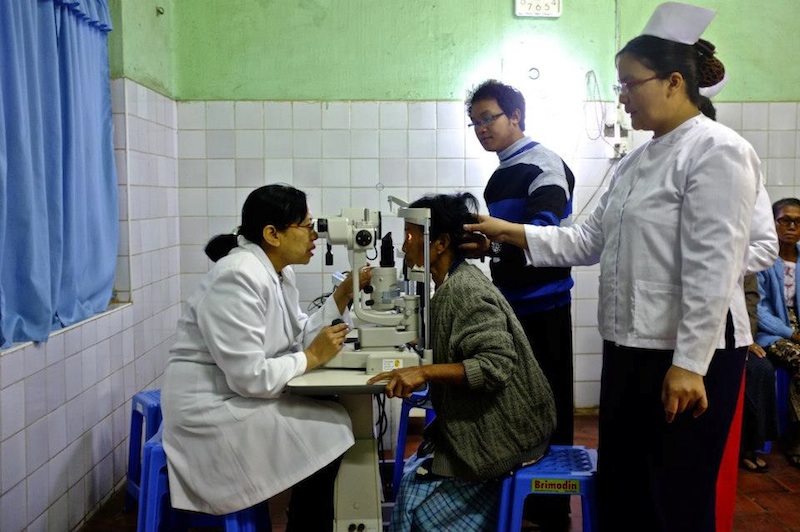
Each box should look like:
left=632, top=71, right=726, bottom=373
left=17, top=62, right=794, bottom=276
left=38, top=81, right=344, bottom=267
left=0, top=0, right=118, bottom=348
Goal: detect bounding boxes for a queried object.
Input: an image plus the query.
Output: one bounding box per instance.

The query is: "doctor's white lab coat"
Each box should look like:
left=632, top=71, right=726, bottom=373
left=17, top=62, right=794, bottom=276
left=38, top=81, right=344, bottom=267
left=162, top=239, right=354, bottom=515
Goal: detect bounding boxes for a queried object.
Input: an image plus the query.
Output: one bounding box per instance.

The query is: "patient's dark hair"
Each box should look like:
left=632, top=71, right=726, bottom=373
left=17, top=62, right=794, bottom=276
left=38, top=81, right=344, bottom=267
left=205, top=184, right=307, bottom=262
left=772, top=197, right=800, bottom=219
left=408, top=192, right=481, bottom=258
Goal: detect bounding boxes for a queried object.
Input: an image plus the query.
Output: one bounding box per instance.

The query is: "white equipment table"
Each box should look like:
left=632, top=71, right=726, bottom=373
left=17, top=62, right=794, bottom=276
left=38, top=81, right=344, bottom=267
left=287, top=369, right=386, bottom=532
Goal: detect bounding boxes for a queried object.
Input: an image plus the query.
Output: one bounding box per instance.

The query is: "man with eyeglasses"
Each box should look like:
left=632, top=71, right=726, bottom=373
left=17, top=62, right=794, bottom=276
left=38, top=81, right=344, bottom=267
left=462, top=79, right=575, bottom=531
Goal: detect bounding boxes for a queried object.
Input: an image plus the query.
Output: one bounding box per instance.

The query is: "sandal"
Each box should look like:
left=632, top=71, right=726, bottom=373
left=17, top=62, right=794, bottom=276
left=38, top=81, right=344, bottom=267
left=740, top=451, right=769, bottom=473
left=787, top=454, right=800, bottom=470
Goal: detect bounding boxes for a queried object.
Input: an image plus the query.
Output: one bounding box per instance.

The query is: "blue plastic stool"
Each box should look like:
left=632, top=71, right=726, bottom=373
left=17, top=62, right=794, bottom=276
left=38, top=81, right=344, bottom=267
left=137, top=426, right=271, bottom=532
left=497, top=445, right=598, bottom=532
left=126, top=389, right=163, bottom=510
left=776, top=367, right=791, bottom=437
left=392, top=389, right=435, bottom=499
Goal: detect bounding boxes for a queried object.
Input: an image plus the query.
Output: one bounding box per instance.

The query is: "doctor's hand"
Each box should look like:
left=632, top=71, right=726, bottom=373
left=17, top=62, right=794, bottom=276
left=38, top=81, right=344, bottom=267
left=661, top=365, right=708, bottom=423
left=367, top=366, right=427, bottom=399
left=304, top=322, right=350, bottom=371
left=462, top=214, right=528, bottom=250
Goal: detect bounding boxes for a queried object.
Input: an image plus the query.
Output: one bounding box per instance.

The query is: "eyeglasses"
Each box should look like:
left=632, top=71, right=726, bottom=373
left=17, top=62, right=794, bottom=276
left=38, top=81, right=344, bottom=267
left=288, top=219, right=316, bottom=232
left=468, top=112, right=505, bottom=129
left=776, top=216, right=800, bottom=228
left=612, top=75, right=660, bottom=96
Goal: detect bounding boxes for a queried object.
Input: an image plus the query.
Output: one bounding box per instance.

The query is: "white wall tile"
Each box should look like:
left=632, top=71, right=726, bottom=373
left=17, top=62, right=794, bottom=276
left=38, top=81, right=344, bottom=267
left=179, top=188, right=208, bottom=216
left=768, top=102, right=797, bottom=130
left=742, top=102, right=769, bottom=130
left=207, top=188, right=237, bottom=217
left=235, top=159, right=265, bottom=188
left=207, top=159, right=236, bottom=188
left=436, top=159, right=464, bottom=187
left=436, top=130, right=465, bottom=158
left=322, top=130, right=351, bottom=158
left=408, top=159, right=436, bottom=188
left=264, top=158, right=293, bottom=183
left=206, top=130, right=236, bottom=159
left=351, top=159, right=380, bottom=187
left=293, top=159, right=323, bottom=187
left=177, top=102, right=206, bottom=130
left=0, top=379, right=24, bottom=441
left=264, top=130, right=293, bottom=158
left=235, top=102, right=264, bottom=130
left=26, top=417, right=49, bottom=473
left=177, top=130, right=206, bottom=159
left=575, top=381, right=601, bottom=409
left=292, top=130, right=322, bottom=158
left=293, top=102, right=321, bottom=130
left=408, top=130, right=436, bottom=158
left=769, top=131, right=797, bottom=158
left=1, top=430, right=26, bottom=492
left=408, top=102, right=436, bottom=129
left=322, top=102, right=350, bottom=129
left=0, top=479, right=26, bottom=532
left=715, top=102, right=741, bottom=131
left=1, top=348, right=24, bottom=388
left=236, top=130, right=264, bottom=158
left=47, top=406, right=68, bottom=461
left=379, top=159, right=407, bottom=187
left=437, top=101, right=466, bottom=129
left=379, top=102, right=408, bottom=129
left=206, top=102, right=235, bottom=129
left=351, top=102, right=379, bottom=129
left=27, top=463, right=48, bottom=523
left=179, top=159, right=207, bottom=187
left=379, top=130, right=407, bottom=158
left=322, top=159, right=350, bottom=187
left=264, top=102, right=293, bottom=129
left=350, top=130, right=379, bottom=158
left=24, top=370, right=47, bottom=425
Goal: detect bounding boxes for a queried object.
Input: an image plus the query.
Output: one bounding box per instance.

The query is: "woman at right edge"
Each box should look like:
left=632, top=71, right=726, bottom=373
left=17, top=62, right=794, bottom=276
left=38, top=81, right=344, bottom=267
left=463, top=3, right=777, bottom=530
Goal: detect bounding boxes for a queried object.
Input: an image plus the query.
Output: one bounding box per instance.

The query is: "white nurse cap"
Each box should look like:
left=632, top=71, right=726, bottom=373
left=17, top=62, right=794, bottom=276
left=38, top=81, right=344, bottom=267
left=641, top=2, right=716, bottom=45
left=699, top=72, right=728, bottom=98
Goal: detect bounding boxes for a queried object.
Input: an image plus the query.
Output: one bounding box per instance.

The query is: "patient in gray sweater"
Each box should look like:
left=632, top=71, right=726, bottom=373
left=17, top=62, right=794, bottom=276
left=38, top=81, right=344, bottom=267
left=368, top=192, right=556, bottom=532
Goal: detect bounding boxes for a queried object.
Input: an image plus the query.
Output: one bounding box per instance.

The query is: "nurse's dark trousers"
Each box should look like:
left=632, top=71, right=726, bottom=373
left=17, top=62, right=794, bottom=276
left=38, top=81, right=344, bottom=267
left=597, top=332, right=746, bottom=532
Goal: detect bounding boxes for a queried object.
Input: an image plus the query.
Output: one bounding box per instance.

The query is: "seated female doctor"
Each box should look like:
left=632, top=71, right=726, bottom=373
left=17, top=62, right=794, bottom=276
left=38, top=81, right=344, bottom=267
left=162, top=184, right=368, bottom=532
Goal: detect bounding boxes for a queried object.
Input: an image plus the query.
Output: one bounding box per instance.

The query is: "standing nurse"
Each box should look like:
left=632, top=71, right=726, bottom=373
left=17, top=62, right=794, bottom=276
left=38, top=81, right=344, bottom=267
left=464, top=3, right=776, bottom=530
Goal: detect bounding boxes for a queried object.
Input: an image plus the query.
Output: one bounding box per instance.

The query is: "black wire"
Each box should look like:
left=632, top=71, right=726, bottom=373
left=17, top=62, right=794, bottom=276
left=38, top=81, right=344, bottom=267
left=374, top=393, right=389, bottom=492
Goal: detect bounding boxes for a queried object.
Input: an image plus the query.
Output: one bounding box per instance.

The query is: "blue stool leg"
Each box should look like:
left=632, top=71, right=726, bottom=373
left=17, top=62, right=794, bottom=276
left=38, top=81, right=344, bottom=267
left=508, top=475, right=527, bottom=532
left=392, top=399, right=413, bottom=499
left=496, top=475, right=513, bottom=532
left=126, top=408, right=145, bottom=510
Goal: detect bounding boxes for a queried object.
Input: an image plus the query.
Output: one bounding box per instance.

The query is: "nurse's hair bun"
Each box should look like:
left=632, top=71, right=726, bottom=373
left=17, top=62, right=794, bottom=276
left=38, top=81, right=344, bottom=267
left=694, top=39, right=725, bottom=88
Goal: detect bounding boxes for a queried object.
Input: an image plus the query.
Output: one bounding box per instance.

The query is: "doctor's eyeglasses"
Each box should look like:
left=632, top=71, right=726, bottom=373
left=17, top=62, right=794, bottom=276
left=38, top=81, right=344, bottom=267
left=288, top=219, right=316, bottom=232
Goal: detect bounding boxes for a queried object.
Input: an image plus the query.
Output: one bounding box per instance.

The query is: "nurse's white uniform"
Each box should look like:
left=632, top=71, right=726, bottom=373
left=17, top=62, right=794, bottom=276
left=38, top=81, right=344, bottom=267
left=162, top=239, right=354, bottom=515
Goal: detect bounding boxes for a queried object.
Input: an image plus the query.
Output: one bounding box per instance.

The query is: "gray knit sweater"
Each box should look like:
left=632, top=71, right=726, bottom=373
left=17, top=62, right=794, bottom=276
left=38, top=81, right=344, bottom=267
left=426, top=262, right=557, bottom=481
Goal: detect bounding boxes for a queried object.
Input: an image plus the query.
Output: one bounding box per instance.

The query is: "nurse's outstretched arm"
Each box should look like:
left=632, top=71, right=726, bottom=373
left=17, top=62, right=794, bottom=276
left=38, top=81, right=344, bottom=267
left=463, top=215, right=528, bottom=249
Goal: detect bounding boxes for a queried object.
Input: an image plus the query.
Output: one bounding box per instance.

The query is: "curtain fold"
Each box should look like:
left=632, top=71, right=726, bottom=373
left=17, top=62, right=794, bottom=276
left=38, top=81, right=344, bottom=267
left=0, top=0, right=117, bottom=347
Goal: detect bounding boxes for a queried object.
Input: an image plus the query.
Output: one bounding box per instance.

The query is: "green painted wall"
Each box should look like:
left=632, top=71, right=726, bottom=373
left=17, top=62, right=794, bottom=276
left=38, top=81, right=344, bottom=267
left=111, top=0, right=798, bottom=102
left=108, top=0, right=177, bottom=97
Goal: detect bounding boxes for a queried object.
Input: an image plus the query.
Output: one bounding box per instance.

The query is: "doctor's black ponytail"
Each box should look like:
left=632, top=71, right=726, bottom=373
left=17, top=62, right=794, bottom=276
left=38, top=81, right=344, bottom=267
left=204, top=184, right=308, bottom=262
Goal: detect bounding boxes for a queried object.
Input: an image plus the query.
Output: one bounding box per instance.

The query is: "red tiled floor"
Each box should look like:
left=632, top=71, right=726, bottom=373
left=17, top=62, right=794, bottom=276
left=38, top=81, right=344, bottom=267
left=80, top=414, right=800, bottom=532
